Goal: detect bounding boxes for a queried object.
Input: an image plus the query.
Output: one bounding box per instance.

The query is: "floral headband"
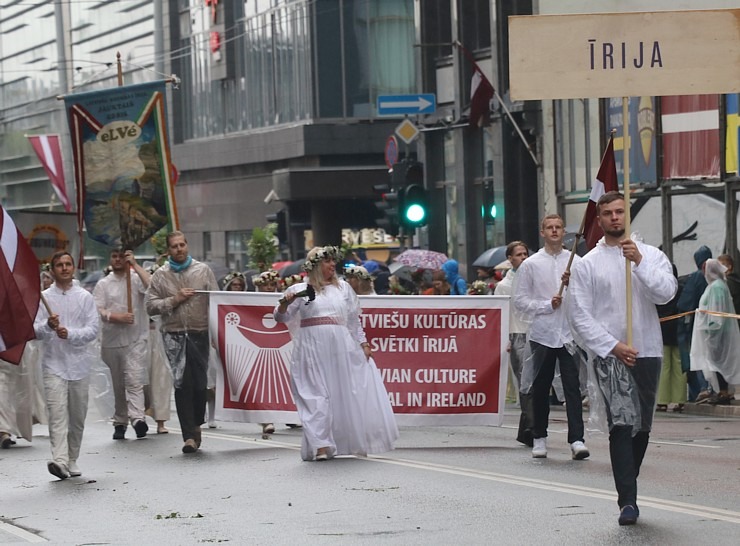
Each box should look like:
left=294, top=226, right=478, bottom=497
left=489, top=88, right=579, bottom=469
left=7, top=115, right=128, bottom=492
left=344, top=265, right=373, bottom=281
left=223, top=271, right=246, bottom=286
left=253, top=270, right=280, bottom=286
left=281, top=274, right=304, bottom=288
left=303, top=246, right=341, bottom=272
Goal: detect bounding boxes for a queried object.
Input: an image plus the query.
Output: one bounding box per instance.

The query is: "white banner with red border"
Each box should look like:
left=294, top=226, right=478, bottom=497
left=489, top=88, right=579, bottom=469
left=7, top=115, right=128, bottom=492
left=209, top=292, right=509, bottom=426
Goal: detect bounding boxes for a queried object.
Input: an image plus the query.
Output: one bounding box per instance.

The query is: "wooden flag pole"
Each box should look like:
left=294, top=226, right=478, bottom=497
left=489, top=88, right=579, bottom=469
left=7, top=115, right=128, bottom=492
left=623, top=97, right=633, bottom=347
left=557, top=214, right=586, bottom=297
left=115, top=51, right=132, bottom=313
left=40, top=292, right=53, bottom=316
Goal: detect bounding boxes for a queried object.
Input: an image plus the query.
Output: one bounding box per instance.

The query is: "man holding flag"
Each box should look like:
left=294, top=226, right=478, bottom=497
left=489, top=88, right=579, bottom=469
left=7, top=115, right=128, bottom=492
left=567, top=191, right=676, bottom=526
left=34, top=251, right=99, bottom=480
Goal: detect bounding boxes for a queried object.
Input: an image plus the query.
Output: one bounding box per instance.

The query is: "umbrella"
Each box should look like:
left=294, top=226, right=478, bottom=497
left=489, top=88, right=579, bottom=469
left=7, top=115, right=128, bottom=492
left=204, top=261, right=230, bottom=285
left=278, top=259, right=305, bottom=278
left=271, top=260, right=293, bottom=271
left=394, top=249, right=448, bottom=270
left=388, top=261, right=414, bottom=282
left=472, top=246, right=507, bottom=268
left=563, top=230, right=588, bottom=257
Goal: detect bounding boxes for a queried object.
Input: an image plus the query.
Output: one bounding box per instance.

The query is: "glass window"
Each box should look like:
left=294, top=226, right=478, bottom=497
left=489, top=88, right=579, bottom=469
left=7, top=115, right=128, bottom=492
left=226, top=230, right=250, bottom=271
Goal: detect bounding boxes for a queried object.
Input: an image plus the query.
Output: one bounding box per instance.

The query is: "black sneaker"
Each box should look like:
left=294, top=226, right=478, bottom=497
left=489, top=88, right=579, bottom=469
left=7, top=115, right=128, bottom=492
left=618, top=505, right=639, bottom=526
left=133, top=419, right=149, bottom=438
left=113, top=425, right=126, bottom=440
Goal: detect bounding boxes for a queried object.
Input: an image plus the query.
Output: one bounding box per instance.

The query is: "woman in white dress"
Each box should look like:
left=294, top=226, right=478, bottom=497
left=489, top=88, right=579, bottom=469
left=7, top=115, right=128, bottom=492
left=274, top=246, right=398, bottom=461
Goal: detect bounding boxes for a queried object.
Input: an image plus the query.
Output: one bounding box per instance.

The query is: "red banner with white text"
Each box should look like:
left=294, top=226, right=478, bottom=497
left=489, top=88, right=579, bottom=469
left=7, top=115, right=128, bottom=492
left=208, top=293, right=509, bottom=426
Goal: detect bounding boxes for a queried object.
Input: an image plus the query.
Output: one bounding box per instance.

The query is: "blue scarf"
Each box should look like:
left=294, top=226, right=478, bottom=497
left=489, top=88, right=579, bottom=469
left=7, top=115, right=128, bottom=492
left=168, top=255, right=193, bottom=273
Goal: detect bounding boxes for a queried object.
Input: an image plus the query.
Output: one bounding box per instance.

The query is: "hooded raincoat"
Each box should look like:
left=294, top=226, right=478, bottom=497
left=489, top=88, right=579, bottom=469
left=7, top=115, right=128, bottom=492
left=689, top=259, right=740, bottom=390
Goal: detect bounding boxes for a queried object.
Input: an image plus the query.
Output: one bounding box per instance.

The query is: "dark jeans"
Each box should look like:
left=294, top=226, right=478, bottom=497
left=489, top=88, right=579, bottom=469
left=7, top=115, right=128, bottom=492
left=609, top=426, right=650, bottom=508
left=529, top=341, right=584, bottom=444
left=173, top=332, right=209, bottom=442
left=603, top=357, right=660, bottom=508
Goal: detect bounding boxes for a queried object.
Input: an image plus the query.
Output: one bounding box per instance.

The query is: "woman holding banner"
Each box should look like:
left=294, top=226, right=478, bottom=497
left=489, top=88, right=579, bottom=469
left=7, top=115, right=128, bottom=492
left=274, top=246, right=398, bottom=461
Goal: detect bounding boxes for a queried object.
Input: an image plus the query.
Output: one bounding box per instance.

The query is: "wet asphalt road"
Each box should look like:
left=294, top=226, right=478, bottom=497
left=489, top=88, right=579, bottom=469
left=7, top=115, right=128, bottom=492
left=1, top=403, right=738, bottom=545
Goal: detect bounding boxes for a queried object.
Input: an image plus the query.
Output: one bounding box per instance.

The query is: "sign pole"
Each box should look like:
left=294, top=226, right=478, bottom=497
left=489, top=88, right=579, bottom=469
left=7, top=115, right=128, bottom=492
left=623, top=97, right=633, bottom=348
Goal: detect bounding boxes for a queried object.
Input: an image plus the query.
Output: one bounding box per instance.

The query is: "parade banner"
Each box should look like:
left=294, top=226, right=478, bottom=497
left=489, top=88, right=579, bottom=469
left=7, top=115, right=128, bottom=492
left=63, top=80, right=177, bottom=252
left=13, top=210, right=78, bottom=266
left=209, top=293, right=509, bottom=426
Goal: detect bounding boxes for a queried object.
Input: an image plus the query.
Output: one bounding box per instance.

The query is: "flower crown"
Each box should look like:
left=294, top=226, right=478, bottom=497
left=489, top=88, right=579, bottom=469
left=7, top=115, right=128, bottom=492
left=253, top=269, right=280, bottom=286
left=281, top=273, right=304, bottom=288
left=344, top=265, right=373, bottom=281
left=223, top=271, right=246, bottom=285
left=303, top=246, right=341, bottom=272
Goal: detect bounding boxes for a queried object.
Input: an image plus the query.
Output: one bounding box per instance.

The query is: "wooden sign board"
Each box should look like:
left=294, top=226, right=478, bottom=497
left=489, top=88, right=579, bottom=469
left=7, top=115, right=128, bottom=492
left=509, top=9, right=740, bottom=100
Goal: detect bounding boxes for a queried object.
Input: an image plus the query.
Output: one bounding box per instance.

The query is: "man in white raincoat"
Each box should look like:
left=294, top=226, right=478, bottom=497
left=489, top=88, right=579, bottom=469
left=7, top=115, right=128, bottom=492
left=567, top=191, right=676, bottom=526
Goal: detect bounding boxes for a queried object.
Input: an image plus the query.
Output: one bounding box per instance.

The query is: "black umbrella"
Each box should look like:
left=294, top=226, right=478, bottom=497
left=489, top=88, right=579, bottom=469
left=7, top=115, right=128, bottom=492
left=563, top=231, right=588, bottom=257
left=472, top=246, right=508, bottom=268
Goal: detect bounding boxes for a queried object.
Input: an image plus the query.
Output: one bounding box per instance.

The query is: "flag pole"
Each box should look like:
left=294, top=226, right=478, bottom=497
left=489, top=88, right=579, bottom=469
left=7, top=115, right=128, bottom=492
left=623, top=97, right=633, bottom=347
left=40, top=292, right=53, bottom=316
left=115, top=51, right=133, bottom=313
left=557, top=214, right=586, bottom=297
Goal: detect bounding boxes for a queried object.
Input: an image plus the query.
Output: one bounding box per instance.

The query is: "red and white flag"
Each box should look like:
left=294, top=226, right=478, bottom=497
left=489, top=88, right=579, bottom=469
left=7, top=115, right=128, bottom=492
left=457, top=42, right=495, bottom=128
left=469, top=65, right=495, bottom=128
left=0, top=205, right=41, bottom=364
left=26, top=134, right=71, bottom=212
left=583, top=136, right=619, bottom=249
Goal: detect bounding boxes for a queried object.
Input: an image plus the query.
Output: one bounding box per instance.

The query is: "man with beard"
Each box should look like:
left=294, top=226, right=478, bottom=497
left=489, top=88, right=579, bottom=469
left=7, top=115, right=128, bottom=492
left=93, top=248, right=151, bottom=440
left=145, top=231, right=217, bottom=453
left=567, top=191, right=677, bottom=525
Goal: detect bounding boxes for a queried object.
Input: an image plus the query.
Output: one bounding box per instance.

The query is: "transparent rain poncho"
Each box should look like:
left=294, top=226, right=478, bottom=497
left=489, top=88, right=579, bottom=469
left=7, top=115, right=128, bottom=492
left=689, top=259, right=740, bottom=390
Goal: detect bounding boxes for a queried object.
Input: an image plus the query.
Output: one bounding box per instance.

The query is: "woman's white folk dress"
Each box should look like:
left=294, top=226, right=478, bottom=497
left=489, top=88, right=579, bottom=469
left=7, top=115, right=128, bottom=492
left=274, top=281, right=398, bottom=461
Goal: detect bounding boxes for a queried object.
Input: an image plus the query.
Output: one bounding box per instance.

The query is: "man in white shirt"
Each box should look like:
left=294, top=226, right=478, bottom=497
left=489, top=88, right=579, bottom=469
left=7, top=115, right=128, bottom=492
left=514, top=214, right=589, bottom=460
left=93, top=249, right=151, bottom=440
left=494, top=241, right=532, bottom=444
left=568, top=192, right=676, bottom=525
left=34, top=251, right=99, bottom=479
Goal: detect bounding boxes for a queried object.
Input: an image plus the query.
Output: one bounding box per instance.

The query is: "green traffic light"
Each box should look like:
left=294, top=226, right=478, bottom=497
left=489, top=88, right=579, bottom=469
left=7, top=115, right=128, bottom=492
left=405, top=203, right=426, bottom=223
left=490, top=204, right=497, bottom=218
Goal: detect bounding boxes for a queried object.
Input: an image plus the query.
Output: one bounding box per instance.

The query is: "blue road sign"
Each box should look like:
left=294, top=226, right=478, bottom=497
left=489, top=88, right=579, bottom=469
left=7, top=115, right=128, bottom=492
left=377, top=94, right=436, bottom=116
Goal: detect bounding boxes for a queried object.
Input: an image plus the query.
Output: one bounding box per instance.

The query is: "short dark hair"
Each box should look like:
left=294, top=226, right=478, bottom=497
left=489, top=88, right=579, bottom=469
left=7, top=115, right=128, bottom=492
left=506, top=240, right=529, bottom=258
left=596, top=191, right=624, bottom=213
left=50, top=251, right=74, bottom=268
left=166, top=230, right=187, bottom=246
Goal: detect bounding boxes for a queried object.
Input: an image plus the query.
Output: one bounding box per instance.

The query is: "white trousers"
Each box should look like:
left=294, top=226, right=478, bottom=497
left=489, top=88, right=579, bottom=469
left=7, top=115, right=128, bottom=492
left=101, top=339, right=147, bottom=426
left=43, top=373, right=89, bottom=467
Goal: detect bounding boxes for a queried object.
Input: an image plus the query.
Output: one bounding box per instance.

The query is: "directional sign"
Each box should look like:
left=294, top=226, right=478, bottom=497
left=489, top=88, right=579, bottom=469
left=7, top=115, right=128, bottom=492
left=377, top=94, right=436, bottom=116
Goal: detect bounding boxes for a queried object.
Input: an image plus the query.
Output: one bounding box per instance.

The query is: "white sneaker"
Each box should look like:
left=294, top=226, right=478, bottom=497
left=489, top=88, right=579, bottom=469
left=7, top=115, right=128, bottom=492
left=532, top=438, right=547, bottom=458
left=68, top=460, right=82, bottom=477
left=571, top=440, right=590, bottom=460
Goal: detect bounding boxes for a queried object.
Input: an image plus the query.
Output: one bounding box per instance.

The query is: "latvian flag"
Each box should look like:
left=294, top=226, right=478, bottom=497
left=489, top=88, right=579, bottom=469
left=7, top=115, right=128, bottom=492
left=26, top=134, right=71, bottom=212
left=0, top=205, right=41, bottom=364
left=583, top=136, right=619, bottom=250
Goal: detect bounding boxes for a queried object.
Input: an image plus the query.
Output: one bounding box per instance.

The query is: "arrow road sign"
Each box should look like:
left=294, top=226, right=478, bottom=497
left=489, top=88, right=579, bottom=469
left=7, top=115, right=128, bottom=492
left=377, top=94, right=436, bottom=116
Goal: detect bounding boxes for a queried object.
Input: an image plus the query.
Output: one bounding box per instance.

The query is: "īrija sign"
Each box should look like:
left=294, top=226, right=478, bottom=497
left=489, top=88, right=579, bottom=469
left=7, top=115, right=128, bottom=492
left=509, top=9, right=740, bottom=100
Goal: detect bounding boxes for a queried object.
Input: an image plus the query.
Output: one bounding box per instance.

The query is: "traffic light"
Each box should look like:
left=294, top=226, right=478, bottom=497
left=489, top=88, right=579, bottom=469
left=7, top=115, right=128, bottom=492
left=482, top=179, right=496, bottom=224
left=398, top=161, right=428, bottom=229
left=400, top=183, right=429, bottom=228
left=373, top=182, right=399, bottom=236
left=265, top=209, right=287, bottom=242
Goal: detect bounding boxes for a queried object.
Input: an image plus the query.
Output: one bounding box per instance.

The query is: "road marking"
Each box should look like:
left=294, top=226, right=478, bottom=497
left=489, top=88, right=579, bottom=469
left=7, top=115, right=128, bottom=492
left=500, top=425, right=722, bottom=449
left=198, top=429, right=740, bottom=524
left=0, top=521, right=46, bottom=542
